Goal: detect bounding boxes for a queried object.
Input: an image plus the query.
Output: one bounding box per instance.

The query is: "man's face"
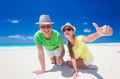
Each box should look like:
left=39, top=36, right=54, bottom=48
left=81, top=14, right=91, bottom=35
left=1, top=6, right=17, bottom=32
left=39, top=23, right=52, bottom=35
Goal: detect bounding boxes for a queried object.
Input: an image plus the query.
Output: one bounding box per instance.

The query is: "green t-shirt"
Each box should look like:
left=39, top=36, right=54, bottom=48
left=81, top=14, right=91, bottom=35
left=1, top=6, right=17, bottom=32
left=34, top=30, right=63, bottom=51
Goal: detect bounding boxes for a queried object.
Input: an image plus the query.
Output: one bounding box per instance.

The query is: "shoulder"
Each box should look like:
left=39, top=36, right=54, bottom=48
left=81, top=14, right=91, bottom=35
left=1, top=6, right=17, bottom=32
left=76, top=35, right=84, bottom=39
left=34, top=30, right=42, bottom=38
left=76, top=35, right=85, bottom=42
left=52, top=29, right=60, bottom=34
left=52, top=29, right=61, bottom=36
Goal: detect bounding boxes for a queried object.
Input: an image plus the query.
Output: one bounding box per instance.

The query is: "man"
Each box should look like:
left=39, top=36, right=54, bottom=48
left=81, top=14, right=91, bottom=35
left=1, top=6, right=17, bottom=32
left=33, top=14, right=65, bottom=74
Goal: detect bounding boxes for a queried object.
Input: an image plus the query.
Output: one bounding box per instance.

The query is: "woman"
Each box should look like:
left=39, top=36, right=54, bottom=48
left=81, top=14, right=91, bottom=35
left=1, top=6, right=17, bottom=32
left=61, top=22, right=113, bottom=79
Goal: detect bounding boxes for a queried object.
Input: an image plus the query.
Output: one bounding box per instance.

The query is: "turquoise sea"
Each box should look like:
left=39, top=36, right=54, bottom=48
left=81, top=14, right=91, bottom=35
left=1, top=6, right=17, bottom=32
left=0, top=43, right=35, bottom=47
left=0, top=43, right=120, bottom=47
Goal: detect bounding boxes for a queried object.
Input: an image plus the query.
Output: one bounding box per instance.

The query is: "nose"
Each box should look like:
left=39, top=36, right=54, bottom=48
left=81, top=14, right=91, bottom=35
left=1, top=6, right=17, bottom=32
left=64, top=30, right=69, bottom=32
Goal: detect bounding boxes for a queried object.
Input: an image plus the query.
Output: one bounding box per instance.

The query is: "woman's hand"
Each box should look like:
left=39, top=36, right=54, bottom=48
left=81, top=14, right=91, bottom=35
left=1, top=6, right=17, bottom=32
left=92, top=22, right=113, bottom=36
left=72, top=71, right=79, bottom=79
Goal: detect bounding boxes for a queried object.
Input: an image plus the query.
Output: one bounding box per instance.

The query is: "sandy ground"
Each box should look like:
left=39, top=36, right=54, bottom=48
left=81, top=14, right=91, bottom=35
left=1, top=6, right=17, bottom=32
left=0, top=44, right=120, bottom=79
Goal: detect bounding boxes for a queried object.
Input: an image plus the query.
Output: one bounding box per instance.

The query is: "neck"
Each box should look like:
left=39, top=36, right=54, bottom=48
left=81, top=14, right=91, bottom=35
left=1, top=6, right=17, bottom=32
left=44, top=32, right=52, bottom=40
left=67, top=36, right=75, bottom=46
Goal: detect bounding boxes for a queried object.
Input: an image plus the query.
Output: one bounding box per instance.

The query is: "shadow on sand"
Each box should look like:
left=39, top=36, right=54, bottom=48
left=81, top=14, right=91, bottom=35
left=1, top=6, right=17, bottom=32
left=46, top=61, right=103, bottom=79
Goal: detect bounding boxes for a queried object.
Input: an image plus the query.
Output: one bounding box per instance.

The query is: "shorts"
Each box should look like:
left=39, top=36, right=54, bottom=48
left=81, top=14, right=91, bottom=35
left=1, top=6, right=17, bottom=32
left=83, top=57, right=94, bottom=65
left=44, top=48, right=61, bottom=58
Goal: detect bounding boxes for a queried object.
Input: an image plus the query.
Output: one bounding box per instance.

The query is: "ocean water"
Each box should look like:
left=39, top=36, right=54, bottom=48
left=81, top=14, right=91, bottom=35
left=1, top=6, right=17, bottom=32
left=0, top=43, right=120, bottom=47
left=0, top=43, right=35, bottom=47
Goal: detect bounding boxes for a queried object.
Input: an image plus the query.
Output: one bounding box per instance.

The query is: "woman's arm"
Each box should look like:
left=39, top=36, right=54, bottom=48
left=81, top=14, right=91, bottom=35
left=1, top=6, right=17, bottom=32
left=71, top=58, right=79, bottom=79
left=71, top=58, right=77, bottom=73
left=82, top=32, right=101, bottom=42
left=82, top=22, right=113, bottom=42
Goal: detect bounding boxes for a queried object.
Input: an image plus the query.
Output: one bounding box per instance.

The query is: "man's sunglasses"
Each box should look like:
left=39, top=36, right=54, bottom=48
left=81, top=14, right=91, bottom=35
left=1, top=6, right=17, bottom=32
left=40, top=25, right=52, bottom=29
left=63, top=27, right=72, bottom=32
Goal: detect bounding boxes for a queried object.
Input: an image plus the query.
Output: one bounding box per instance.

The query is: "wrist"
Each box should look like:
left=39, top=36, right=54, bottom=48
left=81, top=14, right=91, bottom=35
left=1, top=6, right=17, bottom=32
left=97, top=32, right=102, bottom=37
left=73, top=70, right=77, bottom=73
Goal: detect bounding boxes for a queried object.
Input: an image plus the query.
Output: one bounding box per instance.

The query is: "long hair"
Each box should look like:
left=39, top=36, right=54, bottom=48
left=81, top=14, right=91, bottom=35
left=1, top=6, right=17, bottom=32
left=67, top=35, right=75, bottom=58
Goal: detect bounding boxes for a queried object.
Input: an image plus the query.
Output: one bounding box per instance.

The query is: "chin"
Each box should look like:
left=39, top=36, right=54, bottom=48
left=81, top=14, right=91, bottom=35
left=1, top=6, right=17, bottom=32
left=44, top=31, right=51, bottom=34
left=65, top=35, right=70, bottom=38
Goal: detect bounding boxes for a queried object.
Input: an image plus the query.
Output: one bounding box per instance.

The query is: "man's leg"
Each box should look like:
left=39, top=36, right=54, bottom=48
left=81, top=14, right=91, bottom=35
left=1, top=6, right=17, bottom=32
left=55, top=56, right=63, bottom=65
left=45, top=49, right=56, bottom=64
left=50, top=56, right=56, bottom=64
left=54, top=48, right=63, bottom=65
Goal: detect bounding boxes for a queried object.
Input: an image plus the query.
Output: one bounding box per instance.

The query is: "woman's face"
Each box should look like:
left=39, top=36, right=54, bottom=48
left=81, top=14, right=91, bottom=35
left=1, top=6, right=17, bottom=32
left=62, top=26, right=74, bottom=38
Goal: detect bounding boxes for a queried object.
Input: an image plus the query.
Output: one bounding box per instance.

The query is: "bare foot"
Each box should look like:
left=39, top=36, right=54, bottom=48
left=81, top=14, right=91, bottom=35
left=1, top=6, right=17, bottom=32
left=33, top=70, right=45, bottom=74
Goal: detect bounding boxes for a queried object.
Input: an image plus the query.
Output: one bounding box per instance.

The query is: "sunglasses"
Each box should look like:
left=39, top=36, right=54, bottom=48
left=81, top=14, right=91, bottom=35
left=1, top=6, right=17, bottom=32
left=40, top=25, right=52, bottom=29
left=63, top=27, right=72, bottom=32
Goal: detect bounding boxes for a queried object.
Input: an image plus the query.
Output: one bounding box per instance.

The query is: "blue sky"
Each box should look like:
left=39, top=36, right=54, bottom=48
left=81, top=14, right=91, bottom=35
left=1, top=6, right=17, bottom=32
left=0, top=0, right=120, bottom=44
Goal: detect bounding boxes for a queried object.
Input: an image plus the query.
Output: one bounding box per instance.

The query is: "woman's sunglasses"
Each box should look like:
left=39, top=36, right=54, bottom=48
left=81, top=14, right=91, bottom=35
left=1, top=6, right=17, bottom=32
left=40, top=25, right=52, bottom=29
left=63, top=27, right=72, bottom=32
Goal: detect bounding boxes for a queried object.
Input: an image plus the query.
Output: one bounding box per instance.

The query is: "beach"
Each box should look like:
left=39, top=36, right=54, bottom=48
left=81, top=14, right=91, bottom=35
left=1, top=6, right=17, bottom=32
left=0, top=44, right=120, bottom=79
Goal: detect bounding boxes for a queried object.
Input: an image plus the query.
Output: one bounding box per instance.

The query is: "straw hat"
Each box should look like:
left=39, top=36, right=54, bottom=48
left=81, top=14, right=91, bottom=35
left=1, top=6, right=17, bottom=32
left=36, top=14, right=54, bottom=24
left=61, top=22, right=76, bottom=32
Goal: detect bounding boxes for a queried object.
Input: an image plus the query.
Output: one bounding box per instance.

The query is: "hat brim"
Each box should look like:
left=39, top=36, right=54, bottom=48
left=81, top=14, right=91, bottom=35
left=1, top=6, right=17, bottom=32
left=61, top=25, right=76, bottom=32
left=36, top=22, right=54, bottom=25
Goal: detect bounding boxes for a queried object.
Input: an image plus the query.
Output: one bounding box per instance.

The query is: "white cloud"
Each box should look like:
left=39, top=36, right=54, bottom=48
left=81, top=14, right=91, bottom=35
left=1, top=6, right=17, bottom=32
left=11, top=20, right=19, bottom=23
left=27, top=36, right=34, bottom=40
left=8, top=34, right=25, bottom=40
left=8, top=34, right=34, bottom=40
left=84, top=28, right=91, bottom=33
left=7, top=19, right=19, bottom=24
left=83, top=22, right=88, bottom=26
left=0, top=35, right=34, bottom=43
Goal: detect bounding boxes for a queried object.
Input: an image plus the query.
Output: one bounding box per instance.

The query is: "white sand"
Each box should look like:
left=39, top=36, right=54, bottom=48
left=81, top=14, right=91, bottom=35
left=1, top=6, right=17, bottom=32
left=0, top=44, right=120, bottom=79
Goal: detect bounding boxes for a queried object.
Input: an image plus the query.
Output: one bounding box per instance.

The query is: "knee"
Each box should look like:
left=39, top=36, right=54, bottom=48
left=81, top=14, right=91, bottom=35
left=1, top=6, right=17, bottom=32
left=57, top=62, right=62, bottom=66
left=66, top=60, right=73, bottom=67
left=56, top=60, right=63, bottom=66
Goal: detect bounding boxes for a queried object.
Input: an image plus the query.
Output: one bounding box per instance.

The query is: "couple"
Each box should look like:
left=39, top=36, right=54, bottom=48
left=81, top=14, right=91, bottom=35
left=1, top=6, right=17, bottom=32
left=33, top=14, right=113, bottom=79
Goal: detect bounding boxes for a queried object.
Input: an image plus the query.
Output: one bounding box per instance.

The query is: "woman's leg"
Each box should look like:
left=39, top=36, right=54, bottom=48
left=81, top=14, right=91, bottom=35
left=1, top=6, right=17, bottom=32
left=67, top=58, right=86, bottom=68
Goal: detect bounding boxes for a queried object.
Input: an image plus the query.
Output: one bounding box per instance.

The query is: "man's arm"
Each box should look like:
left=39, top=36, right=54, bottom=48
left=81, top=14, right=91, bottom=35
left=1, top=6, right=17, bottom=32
left=33, top=46, right=45, bottom=74
left=59, top=45, right=65, bottom=59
